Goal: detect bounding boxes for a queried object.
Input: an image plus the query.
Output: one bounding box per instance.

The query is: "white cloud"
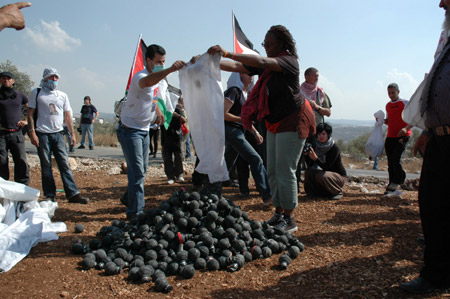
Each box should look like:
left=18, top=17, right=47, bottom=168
left=77, top=67, right=105, bottom=90
left=386, top=68, right=419, bottom=94
left=25, top=20, right=81, bottom=52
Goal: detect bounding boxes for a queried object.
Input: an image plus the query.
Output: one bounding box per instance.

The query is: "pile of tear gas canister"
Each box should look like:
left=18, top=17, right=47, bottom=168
left=72, top=189, right=304, bottom=293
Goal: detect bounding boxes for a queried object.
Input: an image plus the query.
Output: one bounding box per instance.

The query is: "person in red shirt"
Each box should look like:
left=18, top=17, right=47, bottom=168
left=383, top=83, right=412, bottom=194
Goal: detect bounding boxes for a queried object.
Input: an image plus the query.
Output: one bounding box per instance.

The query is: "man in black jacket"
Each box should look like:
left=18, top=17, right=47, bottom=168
left=0, top=71, right=29, bottom=185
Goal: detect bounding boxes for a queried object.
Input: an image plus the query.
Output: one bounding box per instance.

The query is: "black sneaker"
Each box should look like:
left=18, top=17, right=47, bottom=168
left=68, top=194, right=89, bottom=204
left=78, top=145, right=85, bottom=149
left=89, top=146, right=94, bottom=150
left=276, top=214, right=298, bottom=233
left=44, top=196, right=55, bottom=202
left=266, top=212, right=283, bottom=226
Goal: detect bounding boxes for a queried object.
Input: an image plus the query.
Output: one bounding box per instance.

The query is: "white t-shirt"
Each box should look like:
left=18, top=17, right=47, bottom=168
left=29, top=88, right=71, bottom=133
left=120, top=69, right=158, bottom=131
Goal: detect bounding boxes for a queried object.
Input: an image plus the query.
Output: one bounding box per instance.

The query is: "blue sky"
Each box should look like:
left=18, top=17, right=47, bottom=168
left=1, top=0, right=445, bottom=120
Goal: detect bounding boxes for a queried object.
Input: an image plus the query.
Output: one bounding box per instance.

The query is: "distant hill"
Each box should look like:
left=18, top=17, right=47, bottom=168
left=328, top=119, right=375, bottom=142
left=90, top=114, right=376, bottom=143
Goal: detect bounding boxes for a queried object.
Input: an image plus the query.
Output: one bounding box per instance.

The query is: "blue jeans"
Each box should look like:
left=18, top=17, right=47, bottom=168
left=116, top=125, right=149, bottom=216
left=185, top=132, right=192, bottom=158
left=80, top=123, right=94, bottom=147
left=63, top=126, right=74, bottom=151
left=224, top=125, right=271, bottom=200
left=36, top=131, right=79, bottom=199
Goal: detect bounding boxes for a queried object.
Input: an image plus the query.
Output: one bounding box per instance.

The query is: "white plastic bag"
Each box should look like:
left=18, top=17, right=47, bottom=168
left=365, top=110, right=385, bottom=158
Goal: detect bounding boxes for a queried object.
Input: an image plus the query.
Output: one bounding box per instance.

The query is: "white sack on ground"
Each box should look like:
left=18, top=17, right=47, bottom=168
left=179, top=53, right=228, bottom=183
left=365, top=110, right=385, bottom=158
left=0, top=208, right=66, bottom=272
left=0, top=178, right=66, bottom=272
left=0, top=177, right=40, bottom=202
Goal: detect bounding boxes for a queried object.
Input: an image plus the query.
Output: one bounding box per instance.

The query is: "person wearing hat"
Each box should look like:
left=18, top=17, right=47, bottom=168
left=382, top=83, right=412, bottom=195
left=26, top=67, right=89, bottom=204
left=0, top=71, right=30, bottom=185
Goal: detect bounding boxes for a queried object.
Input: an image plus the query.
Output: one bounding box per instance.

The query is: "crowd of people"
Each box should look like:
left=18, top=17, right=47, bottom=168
left=2, top=0, right=450, bottom=294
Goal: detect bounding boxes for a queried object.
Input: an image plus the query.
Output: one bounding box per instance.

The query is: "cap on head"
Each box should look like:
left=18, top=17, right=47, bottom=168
left=0, top=71, right=14, bottom=79
left=42, top=67, right=59, bottom=79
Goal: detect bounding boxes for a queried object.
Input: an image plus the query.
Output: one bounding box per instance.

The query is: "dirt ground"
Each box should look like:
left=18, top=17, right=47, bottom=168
left=0, top=159, right=445, bottom=299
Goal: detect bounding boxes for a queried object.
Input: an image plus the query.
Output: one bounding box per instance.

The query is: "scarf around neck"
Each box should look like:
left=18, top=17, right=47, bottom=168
left=241, top=50, right=289, bottom=130
left=0, top=86, right=17, bottom=100
left=315, top=136, right=335, bottom=162
left=300, top=82, right=324, bottom=105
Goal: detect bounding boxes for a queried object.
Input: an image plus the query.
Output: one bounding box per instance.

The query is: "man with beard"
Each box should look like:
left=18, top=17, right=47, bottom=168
left=300, top=67, right=332, bottom=126
left=0, top=71, right=29, bottom=185
left=400, top=0, right=450, bottom=294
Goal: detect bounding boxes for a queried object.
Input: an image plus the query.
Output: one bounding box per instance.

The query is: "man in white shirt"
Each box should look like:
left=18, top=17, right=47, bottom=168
left=117, top=44, right=186, bottom=220
left=27, top=67, right=89, bottom=204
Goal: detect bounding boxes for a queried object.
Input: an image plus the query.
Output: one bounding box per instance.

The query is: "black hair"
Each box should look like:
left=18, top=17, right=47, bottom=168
left=269, top=25, right=298, bottom=58
left=304, top=67, right=318, bottom=77
left=146, top=44, right=166, bottom=61
left=316, top=122, right=332, bottom=137
left=84, top=96, right=91, bottom=103
left=387, top=83, right=399, bottom=91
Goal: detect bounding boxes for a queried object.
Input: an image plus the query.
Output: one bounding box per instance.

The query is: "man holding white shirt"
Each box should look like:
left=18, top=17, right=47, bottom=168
left=117, top=44, right=186, bottom=220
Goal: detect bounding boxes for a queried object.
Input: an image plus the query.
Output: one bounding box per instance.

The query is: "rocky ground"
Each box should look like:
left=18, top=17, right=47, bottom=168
left=1, top=156, right=446, bottom=299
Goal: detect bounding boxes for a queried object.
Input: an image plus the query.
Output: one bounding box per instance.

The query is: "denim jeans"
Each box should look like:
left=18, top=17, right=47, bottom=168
left=185, top=132, right=192, bottom=158
left=0, top=130, right=30, bottom=185
left=116, top=125, right=149, bottom=216
left=224, top=125, right=271, bottom=200
left=266, top=131, right=305, bottom=210
left=80, top=123, right=94, bottom=147
left=36, top=131, right=79, bottom=198
left=63, top=126, right=74, bottom=151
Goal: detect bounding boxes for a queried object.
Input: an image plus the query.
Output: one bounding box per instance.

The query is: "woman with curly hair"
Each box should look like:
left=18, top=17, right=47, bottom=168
left=208, top=25, right=315, bottom=233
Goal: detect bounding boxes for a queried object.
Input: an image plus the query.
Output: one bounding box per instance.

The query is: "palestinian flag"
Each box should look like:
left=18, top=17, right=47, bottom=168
left=157, top=79, right=181, bottom=129
left=233, top=12, right=258, bottom=55
left=125, top=35, right=147, bottom=94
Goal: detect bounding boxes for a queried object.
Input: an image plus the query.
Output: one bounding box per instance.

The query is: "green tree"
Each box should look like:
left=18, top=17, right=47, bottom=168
left=0, top=60, right=34, bottom=95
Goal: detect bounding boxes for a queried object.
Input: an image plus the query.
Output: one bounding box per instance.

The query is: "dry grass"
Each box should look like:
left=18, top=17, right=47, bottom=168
left=341, top=155, right=423, bottom=174
left=93, top=131, right=119, bottom=147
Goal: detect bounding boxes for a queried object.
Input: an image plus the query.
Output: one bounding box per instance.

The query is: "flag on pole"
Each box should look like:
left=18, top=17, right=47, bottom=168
left=125, top=35, right=147, bottom=94
left=232, top=12, right=259, bottom=55
left=157, top=80, right=181, bottom=129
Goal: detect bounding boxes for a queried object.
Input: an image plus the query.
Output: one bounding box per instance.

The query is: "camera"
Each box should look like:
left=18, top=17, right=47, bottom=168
left=303, top=143, right=312, bottom=154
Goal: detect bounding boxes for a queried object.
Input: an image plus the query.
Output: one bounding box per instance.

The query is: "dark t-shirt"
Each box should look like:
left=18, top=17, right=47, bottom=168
left=244, top=54, right=304, bottom=123
left=80, top=104, right=98, bottom=124
left=0, top=87, right=28, bottom=130
left=224, top=86, right=245, bottom=129
left=161, top=106, right=185, bottom=151
left=306, top=143, right=347, bottom=177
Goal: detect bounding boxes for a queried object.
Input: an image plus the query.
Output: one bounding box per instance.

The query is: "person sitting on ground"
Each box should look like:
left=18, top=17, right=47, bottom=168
left=304, top=122, right=346, bottom=200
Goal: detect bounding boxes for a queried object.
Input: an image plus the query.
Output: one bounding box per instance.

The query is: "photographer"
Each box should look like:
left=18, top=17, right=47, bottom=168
left=304, top=122, right=346, bottom=200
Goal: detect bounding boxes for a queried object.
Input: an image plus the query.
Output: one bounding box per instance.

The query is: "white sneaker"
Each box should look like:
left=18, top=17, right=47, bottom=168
left=167, top=179, right=175, bottom=185
left=176, top=176, right=185, bottom=182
